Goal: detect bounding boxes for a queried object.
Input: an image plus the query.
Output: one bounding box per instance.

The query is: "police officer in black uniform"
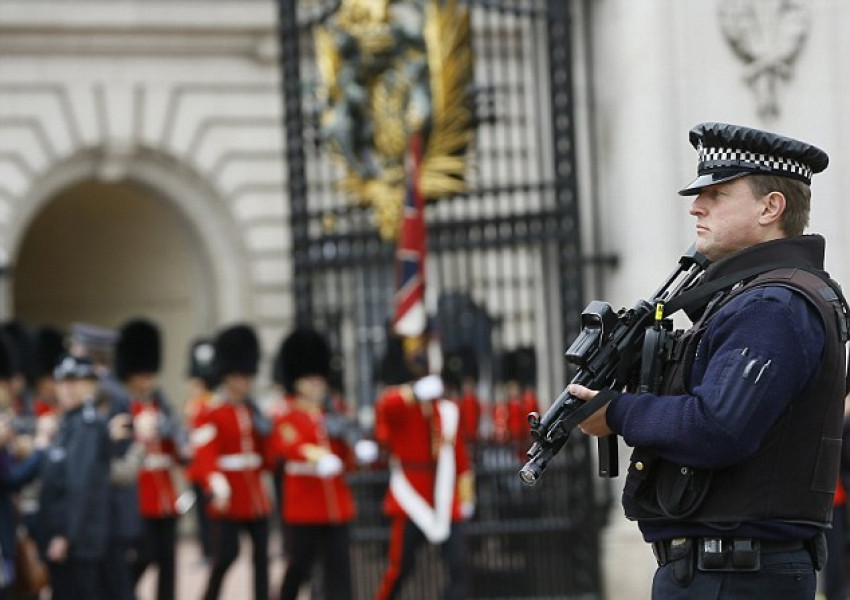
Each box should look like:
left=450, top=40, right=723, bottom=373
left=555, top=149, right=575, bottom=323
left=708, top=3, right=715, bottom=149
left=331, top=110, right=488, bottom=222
left=573, top=123, right=848, bottom=599
left=67, top=322, right=140, bottom=600
left=40, top=354, right=111, bottom=600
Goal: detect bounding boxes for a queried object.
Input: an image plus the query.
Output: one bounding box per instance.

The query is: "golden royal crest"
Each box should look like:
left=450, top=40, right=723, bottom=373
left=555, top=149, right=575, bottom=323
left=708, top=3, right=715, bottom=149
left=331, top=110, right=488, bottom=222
left=315, top=0, right=473, bottom=240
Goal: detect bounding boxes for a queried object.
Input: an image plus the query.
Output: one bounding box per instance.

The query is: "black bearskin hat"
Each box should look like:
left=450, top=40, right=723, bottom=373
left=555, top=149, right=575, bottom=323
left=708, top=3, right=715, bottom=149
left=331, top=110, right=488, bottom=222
left=114, top=319, right=161, bottom=380
left=278, top=327, right=331, bottom=394
left=35, top=326, right=66, bottom=380
left=0, top=331, right=17, bottom=381
left=2, top=320, right=35, bottom=384
left=499, top=349, right=518, bottom=384
left=213, top=324, right=260, bottom=380
left=187, top=337, right=216, bottom=388
left=515, top=346, right=537, bottom=387
left=441, top=345, right=479, bottom=390
left=377, top=335, right=415, bottom=386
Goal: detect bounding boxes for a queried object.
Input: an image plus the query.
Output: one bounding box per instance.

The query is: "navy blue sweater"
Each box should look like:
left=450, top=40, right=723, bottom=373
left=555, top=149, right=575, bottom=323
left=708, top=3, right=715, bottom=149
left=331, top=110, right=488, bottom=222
left=607, top=284, right=826, bottom=541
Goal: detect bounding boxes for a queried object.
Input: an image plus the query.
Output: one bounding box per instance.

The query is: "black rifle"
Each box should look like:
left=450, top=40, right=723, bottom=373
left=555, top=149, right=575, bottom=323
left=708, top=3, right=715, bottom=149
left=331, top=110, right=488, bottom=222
left=519, top=246, right=709, bottom=486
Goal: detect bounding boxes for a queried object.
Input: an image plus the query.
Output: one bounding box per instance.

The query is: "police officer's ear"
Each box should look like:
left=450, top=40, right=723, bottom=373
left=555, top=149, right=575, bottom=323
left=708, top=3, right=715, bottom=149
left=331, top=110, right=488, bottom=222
left=758, top=191, right=786, bottom=226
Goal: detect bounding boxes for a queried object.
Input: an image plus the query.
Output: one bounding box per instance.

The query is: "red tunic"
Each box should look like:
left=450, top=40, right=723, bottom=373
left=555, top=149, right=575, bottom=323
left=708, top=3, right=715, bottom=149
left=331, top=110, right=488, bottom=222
left=183, top=390, right=213, bottom=485
left=267, top=404, right=355, bottom=524
left=374, top=386, right=470, bottom=521
left=33, top=397, right=55, bottom=417
left=131, top=400, right=179, bottom=518
left=192, top=400, right=271, bottom=520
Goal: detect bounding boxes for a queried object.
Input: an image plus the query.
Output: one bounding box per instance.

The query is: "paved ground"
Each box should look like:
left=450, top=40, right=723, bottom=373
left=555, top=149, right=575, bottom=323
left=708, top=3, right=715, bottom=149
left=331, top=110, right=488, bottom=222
left=136, top=532, right=291, bottom=600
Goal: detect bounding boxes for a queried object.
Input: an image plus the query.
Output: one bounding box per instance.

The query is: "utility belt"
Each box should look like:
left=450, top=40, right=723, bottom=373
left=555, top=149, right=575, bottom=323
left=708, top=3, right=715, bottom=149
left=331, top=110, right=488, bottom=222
left=651, top=534, right=824, bottom=582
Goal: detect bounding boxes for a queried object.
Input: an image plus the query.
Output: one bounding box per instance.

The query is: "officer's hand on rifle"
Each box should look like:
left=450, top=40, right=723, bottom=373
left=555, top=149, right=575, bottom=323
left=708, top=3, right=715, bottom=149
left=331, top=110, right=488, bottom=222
left=570, top=384, right=614, bottom=437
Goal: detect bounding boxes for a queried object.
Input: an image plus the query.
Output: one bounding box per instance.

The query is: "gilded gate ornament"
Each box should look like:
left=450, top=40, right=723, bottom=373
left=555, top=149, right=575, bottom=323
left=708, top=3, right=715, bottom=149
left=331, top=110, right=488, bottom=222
left=315, top=0, right=473, bottom=240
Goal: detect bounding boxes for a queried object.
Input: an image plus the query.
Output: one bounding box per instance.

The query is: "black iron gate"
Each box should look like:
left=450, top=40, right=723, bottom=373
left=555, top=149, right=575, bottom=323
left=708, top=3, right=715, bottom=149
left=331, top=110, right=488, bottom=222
left=278, top=0, right=605, bottom=597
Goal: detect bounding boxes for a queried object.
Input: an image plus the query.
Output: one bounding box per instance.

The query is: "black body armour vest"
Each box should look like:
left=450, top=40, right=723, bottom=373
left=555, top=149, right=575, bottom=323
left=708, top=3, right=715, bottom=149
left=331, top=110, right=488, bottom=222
left=622, top=237, right=849, bottom=527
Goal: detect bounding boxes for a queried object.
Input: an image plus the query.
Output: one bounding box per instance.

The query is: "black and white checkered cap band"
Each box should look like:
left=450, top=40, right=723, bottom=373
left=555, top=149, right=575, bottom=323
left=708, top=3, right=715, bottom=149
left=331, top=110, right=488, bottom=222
left=698, top=146, right=813, bottom=182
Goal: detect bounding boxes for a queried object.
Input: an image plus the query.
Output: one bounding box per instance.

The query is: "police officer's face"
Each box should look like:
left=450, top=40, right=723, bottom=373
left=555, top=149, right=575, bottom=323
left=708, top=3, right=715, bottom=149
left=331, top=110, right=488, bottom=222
left=56, top=379, right=80, bottom=411
left=689, top=178, right=781, bottom=261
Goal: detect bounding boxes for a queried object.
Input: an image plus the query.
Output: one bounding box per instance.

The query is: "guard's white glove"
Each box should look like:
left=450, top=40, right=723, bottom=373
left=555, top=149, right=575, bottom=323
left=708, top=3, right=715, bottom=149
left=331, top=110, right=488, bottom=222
left=174, top=489, right=197, bottom=515
left=134, top=410, right=159, bottom=444
left=315, top=453, right=344, bottom=478
left=413, top=374, right=444, bottom=402
left=354, top=439, right=380, bottom=464
left=208, top=472, right=231, bottom=511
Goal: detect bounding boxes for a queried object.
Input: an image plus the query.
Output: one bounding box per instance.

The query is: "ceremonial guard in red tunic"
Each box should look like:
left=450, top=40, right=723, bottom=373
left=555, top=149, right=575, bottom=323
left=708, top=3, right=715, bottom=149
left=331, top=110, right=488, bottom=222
left=193, top=324, right=271, bottom=600
left=115, top=318, right=183, bottom=600
left=374, top=334, right=474, bottom=600
left=267, top=327, right=356, bottom=600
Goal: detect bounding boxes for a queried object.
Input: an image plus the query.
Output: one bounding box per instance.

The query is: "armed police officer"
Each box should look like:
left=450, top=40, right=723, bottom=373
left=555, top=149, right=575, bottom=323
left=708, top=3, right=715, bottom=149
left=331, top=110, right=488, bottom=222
left=573, top=123, right=848, bottom=599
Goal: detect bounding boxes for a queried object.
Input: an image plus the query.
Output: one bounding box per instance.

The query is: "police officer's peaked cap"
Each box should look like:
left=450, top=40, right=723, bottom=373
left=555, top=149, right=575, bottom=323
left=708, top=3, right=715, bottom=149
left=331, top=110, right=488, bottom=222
left=35, top=326, right=66, bottom=380
left=679, top=122, right=829, bottom=196
left=213, top=324, right=260, bottom=379
left=278, top=327, right=331, bottom=393
left=115, top=318, right=161, bottom=380
left=70, top=322, right=118, bottom=354
left=187, top=337, right=215, bottom=381
left=53, top=353, right=98, bottom=381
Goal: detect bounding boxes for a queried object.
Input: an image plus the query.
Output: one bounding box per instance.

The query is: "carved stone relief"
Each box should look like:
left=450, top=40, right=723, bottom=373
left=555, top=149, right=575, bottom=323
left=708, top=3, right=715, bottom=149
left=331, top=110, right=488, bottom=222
left=717, top=0, right=810, bottom=121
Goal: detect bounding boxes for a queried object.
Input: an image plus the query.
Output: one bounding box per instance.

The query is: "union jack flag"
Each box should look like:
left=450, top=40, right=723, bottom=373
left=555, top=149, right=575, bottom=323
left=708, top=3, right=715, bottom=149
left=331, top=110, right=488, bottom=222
left=393, top=133, right=427, bottom=337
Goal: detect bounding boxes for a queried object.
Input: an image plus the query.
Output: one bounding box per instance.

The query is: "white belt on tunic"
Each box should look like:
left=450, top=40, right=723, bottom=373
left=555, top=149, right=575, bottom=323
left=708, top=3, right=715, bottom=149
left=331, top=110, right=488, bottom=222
left=143, top=453, right=174, bottom=470
left=217, top=452, right=261, bottom=471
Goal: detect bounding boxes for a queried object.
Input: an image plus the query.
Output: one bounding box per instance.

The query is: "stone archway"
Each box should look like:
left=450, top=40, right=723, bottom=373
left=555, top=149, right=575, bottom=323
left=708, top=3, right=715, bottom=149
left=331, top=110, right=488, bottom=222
left=8, top=148, right=251, bottom=403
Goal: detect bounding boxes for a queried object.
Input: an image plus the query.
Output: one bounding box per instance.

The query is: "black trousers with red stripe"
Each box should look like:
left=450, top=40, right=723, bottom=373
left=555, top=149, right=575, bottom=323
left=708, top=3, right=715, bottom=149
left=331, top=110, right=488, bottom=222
left=376, top=517, right=467, bottom=600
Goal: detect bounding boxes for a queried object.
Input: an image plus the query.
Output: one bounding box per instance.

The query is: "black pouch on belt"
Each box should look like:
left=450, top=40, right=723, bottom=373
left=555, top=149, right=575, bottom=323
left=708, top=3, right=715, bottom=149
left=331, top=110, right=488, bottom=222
left=667, top=538, right=695, bottom=586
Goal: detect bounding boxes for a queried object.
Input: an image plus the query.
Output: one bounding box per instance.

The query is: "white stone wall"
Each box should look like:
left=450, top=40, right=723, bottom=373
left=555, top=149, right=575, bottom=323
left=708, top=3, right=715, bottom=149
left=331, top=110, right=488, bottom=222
left=0, top=0, right=291, bottom=361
